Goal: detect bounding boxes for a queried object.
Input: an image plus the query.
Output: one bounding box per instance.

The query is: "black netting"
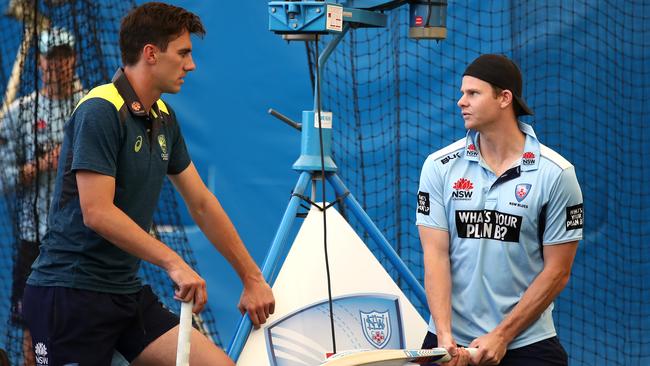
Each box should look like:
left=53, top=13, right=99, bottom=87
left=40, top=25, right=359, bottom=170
left=309, top=2, right=649, bottom=365
left=0, top=1, right=222, bottom=363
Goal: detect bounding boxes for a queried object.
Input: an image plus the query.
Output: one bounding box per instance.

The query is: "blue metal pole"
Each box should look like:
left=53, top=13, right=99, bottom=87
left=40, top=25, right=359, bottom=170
left=293, top=26, right=351, bottom=172
left=313, top=24, right=350, bottom=112
left=227, top=171, right=312, bottom=360
left=326, top=173, right=428, bottom=308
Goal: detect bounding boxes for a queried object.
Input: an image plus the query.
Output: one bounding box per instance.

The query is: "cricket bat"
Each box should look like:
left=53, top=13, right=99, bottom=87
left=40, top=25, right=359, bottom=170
left=176, top=299, right=193, bottom=366
left=319, top=347, right=478, bottom=366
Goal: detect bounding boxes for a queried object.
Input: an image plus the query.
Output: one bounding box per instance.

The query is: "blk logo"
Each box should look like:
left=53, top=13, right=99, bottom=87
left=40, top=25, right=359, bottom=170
left=441, top=152, right=460, bottom=165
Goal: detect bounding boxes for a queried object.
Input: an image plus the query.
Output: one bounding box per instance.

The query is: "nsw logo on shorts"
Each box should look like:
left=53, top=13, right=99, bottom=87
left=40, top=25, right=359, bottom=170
left=34, top=342, right=48, bottom=365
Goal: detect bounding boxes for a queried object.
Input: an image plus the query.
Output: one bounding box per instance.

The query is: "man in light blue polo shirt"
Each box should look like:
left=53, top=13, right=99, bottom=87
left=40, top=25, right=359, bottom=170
left=416, top=54, right=583, bottom=366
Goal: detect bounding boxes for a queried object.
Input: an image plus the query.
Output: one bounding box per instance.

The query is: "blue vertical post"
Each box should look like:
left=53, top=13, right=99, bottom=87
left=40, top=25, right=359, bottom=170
left=292, top=24, right=350, bottom=172
left=313, top=24, right=349, bottom=112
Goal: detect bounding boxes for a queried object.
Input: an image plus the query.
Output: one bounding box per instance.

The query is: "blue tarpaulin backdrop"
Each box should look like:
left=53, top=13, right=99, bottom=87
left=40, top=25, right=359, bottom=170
left=157, top=0, right=312, bottom=345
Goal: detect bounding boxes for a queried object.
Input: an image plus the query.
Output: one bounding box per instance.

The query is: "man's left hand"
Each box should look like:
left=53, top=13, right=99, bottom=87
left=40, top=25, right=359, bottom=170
left=468, top=331, right=508, bottom=365
left=238, top=275, right=275, bottom=328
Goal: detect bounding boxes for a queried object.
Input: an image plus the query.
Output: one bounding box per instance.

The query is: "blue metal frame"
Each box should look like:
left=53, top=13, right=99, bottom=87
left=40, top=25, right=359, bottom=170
left=227, top=3, right=428, bottom=361
left=268, top=1, right=387, bottom=34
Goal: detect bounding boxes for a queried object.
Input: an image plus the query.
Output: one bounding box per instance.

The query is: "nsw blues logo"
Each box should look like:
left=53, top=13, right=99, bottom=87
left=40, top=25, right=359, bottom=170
left=515, top=184, right=532, bottom=202
left=265, top=295, right=404, bottom=366
left=360, top=310, right=391, bottom=348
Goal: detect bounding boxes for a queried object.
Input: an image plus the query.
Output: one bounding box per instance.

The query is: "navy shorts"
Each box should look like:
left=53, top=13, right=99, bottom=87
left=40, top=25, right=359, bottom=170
left=23, top=284, right=179, bottom=366
left=422, top=332, right=568, bottom=366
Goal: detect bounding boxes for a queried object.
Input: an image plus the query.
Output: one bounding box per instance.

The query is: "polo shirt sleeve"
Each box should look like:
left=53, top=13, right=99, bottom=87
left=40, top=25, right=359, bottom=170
left=166, top=110, right=191, bottom=175
left=543, top=166, right=584, bottom=245
left=416, top=155, right=448, bottom=231
left=70, top=99, right=122, bottom=176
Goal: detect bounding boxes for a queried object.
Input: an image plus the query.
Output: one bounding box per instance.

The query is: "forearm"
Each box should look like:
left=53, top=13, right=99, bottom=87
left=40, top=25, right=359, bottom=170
left=84, top=204, right=181, bottom=271
left=189, top=194, right=262, bottom=284
left=425, top=254, right=453, bottom=338
left=419, top=226, right=454, bottom=340
left=492, top=267, right=570, bottom=343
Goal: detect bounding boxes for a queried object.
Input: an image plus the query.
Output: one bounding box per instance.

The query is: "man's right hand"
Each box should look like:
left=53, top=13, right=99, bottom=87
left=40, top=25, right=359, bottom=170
left=167, top=259, right=207, bottom=314
left=237, top=274, right=275, bottom=328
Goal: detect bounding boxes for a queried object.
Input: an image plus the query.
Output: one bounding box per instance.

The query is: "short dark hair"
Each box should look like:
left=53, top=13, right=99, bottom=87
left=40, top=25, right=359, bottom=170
left=119, top=2, right=206, bottom=66
left=490, top=84, right=523, bottom=116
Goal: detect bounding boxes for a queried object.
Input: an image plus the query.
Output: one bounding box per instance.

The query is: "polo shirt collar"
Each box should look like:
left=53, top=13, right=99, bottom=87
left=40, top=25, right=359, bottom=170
left=463, top=121, right=541, bottom=171
left=463, top=129, right=481, bottom=162
left=519, top=122, right=540, bottom=171
left=112, top=68, right=163, bottom=119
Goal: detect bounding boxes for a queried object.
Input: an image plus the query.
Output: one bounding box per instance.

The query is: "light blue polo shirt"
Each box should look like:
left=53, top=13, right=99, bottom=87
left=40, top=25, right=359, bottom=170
left=416, top=122, right=583, bottom=349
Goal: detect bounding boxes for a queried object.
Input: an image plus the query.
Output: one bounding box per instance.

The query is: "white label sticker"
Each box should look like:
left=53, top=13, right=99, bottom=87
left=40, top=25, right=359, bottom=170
left=314, top=111, right=332, bottom=129
left=326, top=5, right=343, bottom=32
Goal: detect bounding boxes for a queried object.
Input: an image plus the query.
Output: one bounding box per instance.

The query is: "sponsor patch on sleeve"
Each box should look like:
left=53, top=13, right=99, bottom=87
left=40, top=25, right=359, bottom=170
left=417, top=191, right=430, bottom=215
left=566, top=203, right=584, bottom=230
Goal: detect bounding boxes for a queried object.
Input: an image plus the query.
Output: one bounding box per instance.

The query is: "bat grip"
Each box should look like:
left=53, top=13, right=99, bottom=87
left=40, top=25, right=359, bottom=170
left=440, top=347, right=479, bottom=362
left=176, top=300, right=194, bottom=366
left=465, top=347, right=479, bottom=358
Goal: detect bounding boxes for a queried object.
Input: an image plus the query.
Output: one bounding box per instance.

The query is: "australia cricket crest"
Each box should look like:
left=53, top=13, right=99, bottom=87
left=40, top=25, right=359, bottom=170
left=360, top=310, right=391, bottom=348
left=157, top=134, right=169, bottom=160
